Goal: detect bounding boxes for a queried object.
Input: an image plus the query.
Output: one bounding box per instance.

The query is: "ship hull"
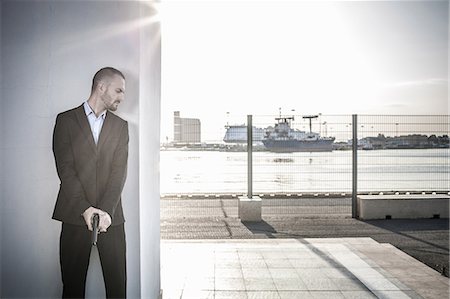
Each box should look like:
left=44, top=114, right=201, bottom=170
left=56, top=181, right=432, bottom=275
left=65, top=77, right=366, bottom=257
left=262, top=139, right=334, bottom=152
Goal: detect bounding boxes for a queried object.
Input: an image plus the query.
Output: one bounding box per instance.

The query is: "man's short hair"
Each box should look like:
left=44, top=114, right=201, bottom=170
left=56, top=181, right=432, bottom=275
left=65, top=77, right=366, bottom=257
left=91, top=67, right=125, bottom=92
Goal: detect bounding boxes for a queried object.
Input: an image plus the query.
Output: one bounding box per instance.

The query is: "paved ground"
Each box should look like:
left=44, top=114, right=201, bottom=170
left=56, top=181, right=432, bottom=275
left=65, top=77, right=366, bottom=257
left=161, top=197, right=449, bottom=277
left=161, top=238, right=449, bottom=299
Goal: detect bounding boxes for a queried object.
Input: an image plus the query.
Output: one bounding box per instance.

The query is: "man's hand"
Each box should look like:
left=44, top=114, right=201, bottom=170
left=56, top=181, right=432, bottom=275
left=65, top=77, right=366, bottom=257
left=98, top=212, right=112, bottom=233
left=82, top=207, right=106, bottom=231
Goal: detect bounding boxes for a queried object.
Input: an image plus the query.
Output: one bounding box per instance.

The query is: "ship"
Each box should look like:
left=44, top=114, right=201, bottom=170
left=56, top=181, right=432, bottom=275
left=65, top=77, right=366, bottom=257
left=262, top=115, right=335, bottom=152
left=223, top=125, right=265, bottom=143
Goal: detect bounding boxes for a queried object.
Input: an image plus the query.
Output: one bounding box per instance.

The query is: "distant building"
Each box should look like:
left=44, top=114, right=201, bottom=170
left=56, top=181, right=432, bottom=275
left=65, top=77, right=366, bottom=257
left=357, top=134, right=449, bottom=150
left=174, top=111, right=201, bottom=144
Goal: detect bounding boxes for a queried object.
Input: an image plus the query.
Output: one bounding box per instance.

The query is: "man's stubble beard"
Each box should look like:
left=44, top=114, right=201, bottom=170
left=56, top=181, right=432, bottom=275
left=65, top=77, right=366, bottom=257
left=101, top=93, right=118, bottom=112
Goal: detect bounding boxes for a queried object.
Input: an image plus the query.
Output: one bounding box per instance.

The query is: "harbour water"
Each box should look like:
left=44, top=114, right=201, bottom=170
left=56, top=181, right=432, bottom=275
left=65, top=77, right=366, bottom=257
left=160, top=148, right=449, bottom=194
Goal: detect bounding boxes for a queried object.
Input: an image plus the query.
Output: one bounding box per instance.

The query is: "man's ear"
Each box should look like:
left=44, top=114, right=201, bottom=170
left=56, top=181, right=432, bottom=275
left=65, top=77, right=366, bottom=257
left=97, top=81, right=105, bottom=92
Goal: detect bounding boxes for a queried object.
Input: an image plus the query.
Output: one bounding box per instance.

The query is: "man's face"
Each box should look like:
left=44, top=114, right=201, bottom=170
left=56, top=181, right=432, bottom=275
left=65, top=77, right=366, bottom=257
left=100, top=75, right=125, bottom=112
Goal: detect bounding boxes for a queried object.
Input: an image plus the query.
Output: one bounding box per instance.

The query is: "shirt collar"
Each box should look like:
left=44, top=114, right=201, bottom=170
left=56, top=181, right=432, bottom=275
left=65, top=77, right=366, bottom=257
left=83, top=101, right=107, bottom=119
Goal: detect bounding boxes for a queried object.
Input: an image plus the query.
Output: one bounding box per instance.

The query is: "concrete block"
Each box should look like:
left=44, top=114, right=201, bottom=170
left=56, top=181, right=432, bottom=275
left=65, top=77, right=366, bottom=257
left=239, top=196, right=262, bottom=222
left=357, top=194, right=450, bottom=220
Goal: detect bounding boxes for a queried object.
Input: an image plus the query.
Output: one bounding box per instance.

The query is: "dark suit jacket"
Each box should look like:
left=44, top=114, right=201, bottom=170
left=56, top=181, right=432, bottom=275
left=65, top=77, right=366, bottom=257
left=52, top=104, right=129, bottom=226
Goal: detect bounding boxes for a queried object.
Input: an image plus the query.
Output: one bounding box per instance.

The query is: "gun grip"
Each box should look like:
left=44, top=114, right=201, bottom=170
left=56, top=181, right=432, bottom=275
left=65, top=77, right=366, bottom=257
left=92, top=213, right=99, bottom=246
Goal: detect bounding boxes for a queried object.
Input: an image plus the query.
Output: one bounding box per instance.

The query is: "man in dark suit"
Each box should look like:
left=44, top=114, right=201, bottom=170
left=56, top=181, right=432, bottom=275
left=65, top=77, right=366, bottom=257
left=52, top=67, right=129, bottom=298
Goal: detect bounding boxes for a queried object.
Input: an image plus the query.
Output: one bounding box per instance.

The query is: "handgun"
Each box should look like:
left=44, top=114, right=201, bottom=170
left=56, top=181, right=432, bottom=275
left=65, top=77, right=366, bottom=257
left=92, top=213, right=99, bottom=246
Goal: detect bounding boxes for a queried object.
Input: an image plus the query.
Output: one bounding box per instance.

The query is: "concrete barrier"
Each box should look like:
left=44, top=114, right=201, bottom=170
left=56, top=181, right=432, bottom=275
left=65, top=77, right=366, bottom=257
left=238, top=196, right=262, bottom=222
left=357, top=194, right=450, bottom=220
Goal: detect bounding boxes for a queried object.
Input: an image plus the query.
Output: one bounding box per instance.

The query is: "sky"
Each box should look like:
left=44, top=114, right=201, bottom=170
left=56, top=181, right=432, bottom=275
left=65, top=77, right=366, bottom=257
left=160, top=0, right=449, bottom=142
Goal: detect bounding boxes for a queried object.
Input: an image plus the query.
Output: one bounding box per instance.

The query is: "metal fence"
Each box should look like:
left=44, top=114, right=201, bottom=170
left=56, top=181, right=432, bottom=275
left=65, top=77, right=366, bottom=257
left=251, top=114, right=353, bottom=195
left=160, top=114, right=449, bottom=218
left=357, top=115, right=449, bottom=193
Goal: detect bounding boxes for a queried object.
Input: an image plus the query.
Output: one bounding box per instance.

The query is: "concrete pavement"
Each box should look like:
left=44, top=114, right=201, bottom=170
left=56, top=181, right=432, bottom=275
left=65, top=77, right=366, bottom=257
left=161, top=238, right=449, bottom=299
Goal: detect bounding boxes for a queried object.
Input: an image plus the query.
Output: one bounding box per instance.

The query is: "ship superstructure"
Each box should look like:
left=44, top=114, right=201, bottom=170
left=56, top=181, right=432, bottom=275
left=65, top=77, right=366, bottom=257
left=262, top=115, right=335, bottom=152
left=223, top=125, right=265, bottom=143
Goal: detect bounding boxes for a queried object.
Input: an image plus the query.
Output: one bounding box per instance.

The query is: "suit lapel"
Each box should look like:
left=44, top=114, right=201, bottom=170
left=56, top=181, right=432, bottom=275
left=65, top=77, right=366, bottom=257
left=97, top=112, right=113, bottom=151
left=75, top=104, right=97, bottom=153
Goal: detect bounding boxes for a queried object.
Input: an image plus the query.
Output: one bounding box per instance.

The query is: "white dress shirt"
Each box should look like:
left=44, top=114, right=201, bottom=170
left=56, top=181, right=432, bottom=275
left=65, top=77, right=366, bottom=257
left=83, top=101, right=106, bottom=145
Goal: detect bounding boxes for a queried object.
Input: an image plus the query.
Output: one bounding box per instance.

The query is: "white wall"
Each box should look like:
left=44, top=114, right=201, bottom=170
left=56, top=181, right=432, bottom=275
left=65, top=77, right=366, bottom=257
left=0, top=1, right=3, bottom=295
left=1, top=1, right=160, bottom=298
left=139, top=3, right=161, bottom=298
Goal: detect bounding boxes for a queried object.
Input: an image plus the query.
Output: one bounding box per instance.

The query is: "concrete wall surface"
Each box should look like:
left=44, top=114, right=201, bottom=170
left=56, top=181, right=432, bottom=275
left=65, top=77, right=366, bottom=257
left=1, top=1, right=160, bottom=298
left=358, top=195, right=450, bottom=220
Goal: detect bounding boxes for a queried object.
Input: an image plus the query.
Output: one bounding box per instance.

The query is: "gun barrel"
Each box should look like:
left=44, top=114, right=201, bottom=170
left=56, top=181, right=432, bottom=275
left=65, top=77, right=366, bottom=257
left=92, top=213, right=99, bottom=246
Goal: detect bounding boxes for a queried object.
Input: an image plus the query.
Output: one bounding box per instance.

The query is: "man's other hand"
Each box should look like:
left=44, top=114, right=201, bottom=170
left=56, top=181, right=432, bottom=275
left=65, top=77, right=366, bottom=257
left=98, top=212, right=112, bottom=233
left=82, top=207, right=106, bottom=231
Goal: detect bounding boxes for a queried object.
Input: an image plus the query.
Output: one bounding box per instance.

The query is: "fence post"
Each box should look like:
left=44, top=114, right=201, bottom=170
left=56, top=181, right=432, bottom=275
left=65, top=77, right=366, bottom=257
left=239, top=114, right=261, bottom=222
left=247, top=114, right=253, bottom=198
left=352, top=114, right=358, bottom=218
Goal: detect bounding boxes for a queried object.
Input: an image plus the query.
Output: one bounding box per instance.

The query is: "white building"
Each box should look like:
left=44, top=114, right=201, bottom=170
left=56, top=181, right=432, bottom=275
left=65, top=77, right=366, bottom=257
left=174, top=111, right=201, bottom=143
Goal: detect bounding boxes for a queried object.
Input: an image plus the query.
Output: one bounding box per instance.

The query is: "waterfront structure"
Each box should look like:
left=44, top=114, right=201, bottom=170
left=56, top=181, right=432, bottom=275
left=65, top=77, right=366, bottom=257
left=359, top=134, right=449, bottom=150
left=173, top=111, right=201, bottom=144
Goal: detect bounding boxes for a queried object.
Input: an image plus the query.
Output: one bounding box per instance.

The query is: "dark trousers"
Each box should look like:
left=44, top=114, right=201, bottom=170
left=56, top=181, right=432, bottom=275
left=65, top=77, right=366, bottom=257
left=60, top=223, right=127, bottom=299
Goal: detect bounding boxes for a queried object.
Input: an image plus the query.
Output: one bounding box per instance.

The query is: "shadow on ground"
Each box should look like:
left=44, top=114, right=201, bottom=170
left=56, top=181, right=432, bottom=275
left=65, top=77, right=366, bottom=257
left=362, top=218, right=449, bottom=277
left=242, top=220, right=277, bottom=238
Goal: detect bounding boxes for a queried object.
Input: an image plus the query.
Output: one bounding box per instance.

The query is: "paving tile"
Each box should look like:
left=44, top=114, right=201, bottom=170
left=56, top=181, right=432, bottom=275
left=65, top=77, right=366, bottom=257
left=269, top=268, right=300, bottom=279
left=238, top=252, right=264, bottom=260
left=323, top=268, right=354, bottom=279
left=246, top=291, right=281, bottom=299
left=305, top=238, right=344, bottom=244
left=308, top=291, right=345, bottom=298
left=332, top=259, right=373, bottom=269
left=261, top=251, right=286, bottom=259
left=161, top=238, right=448, bottom=299
left=436, top=275, right=450, bottom=284
left=302, top=277, right=339, bottom=291
left=289, top=258, right=330, bottom=268
left=343, top=238, right=379, bottom=245
left=278, top=291, right=314, bottom=299
left=265, top=258, right=294, bottom=268
left=401, top=290, right=426, bottom=299
left=352, top=256, right=382, bottom=269
left=371, top=290, right=411, bottom=299
left=215, top=277, right=246, bottom=291
left=370, top=266, right=395, bottom=279
left=361, top=278, right=403, bottom=291
left=311, top=251, right=332, bottom=258
left=385, top=267, right=429, bottom=281
left=284, top=250, right=313, bottom=259
left=215, top=290, right=248, bottom=299
left=350, top=267, right=386, bottom=279
left=398, top=277, right=444, bottom=293
left=244, top=277, right=277, bottom=291
left=240, top=259, right=268, bottom=268
left=330, top=278, right=368, bottom=291
left=413, top=286, right=450, bottom=299
left=242, top=267, right=272, bottom=279
left=340, top=290, right=377, bottom=298
left=365, top=254, right=403, bottom=268
left=273, top=277, right=308, bottom=291
left=387, top=277, right=411, bottom=291
left=297, top=268, right=329, bottom=279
